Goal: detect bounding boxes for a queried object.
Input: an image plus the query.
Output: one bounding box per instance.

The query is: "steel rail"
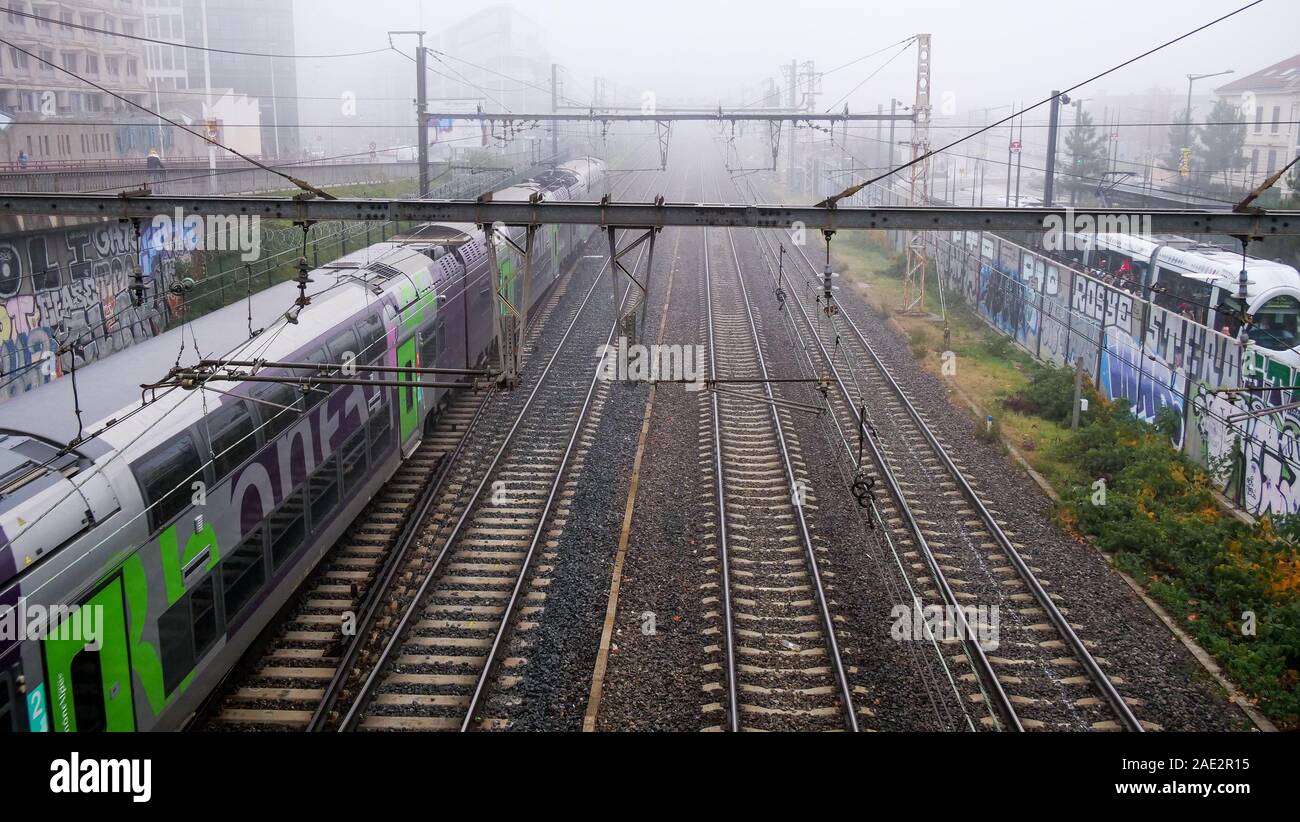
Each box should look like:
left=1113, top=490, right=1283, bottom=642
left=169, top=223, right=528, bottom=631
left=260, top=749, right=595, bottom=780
left=305, top=388, right=495, bottom=731
left=749, top=226, right=1022, bottom=731
left=335, top=169, right=664, bottom=731
left=703, top=221, right=741, bottom=733
left=718, top=211, right=860, bottom=732
left=458, top=192, right=667, bottom=731
left=786, top=238, right=1143, bottom=732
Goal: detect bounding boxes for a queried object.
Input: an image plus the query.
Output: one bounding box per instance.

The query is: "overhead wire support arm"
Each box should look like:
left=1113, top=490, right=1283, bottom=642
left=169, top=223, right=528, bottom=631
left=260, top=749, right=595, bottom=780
left=423, top=111, right=915, bottom=123
left=1, top=195, right=1296, bottom=235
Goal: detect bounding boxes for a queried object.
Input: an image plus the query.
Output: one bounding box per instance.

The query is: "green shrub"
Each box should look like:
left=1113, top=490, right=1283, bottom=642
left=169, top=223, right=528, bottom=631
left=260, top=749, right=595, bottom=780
left=1051, top=399, right=1300, bottom=728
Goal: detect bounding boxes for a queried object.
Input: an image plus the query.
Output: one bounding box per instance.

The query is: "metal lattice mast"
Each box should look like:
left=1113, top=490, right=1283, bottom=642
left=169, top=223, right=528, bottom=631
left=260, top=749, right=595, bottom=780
left=902, top=34, right=932, bottom=314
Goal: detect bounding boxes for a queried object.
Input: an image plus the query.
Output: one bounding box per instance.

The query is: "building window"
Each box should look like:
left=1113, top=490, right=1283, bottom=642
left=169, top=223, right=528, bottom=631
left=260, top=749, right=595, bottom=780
left=1272, top=105, right=1282, bottom=135
left=1268, top=150, right=1278, bottom=174
left=85, top=54, right=97, bottom=74
left=1255, top=106, right=1265, bottom=133
left=1251, top=148, right=1260, bottom=175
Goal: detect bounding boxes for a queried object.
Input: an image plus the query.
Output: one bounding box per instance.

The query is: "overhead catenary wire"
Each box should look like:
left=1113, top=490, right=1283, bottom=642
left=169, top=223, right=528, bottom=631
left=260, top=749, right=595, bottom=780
left=3, top=7, right=393, bottom=59
left=0, top=36, right=337, bottom=200
left=818, top=0, right=1266, bottom=207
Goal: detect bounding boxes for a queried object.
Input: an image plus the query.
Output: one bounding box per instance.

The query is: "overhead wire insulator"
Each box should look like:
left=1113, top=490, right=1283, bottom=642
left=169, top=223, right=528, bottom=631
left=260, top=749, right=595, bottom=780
left=822, top=230, right=838, bottom=317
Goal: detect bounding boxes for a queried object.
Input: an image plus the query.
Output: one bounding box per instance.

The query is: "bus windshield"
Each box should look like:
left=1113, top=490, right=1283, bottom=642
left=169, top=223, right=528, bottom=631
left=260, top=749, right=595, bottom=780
left=1249, top=294, right=1300, bottom=351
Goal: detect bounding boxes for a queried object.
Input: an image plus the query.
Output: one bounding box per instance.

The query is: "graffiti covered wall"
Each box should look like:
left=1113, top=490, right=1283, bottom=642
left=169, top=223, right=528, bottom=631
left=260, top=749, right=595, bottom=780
left=920, top=223, right=1300, bottom=520
left=0, top=220, right=185, bottom=401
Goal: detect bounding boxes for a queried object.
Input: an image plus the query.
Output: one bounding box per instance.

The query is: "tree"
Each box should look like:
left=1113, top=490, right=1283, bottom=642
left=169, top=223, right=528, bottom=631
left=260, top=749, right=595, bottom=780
left=1064, top=110, right=1109, bottom=204
left=1198, top=98, right=1248, bottom=194
left=1165, top=110, right=1199, bottom=175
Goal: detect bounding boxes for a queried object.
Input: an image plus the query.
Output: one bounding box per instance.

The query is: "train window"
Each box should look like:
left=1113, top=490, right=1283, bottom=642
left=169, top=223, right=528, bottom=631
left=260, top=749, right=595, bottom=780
left=0, top=671, right=14, bottom=732
left=222, top=528, right=267, bottom=622
left=69, top=650, right=107, bottom=732
left=369, top=400, right=392, bottom=461
left=1153, top=268, right=1212, bottom=323
left=270, top=488, right=307, bottom=571
left=419, top=324, right=438, bottom=369
left=134, top=433, right=202, bottom=534
left=298, top=350, right=332, bottom=410
left=327, top=328, right=360, bottom=367
left=356, top=313, right=387, bottom=364
left=158, top=575, right=219, bottom=696
left=209, top=401, right=257, bottom=480
left=1248, top=295, right=1300, bottom=350
left=254, top=382, right=300, bottom=441
left=309, top=455, right=340, bottom=530
left=341, top=430, right=368, bottom=495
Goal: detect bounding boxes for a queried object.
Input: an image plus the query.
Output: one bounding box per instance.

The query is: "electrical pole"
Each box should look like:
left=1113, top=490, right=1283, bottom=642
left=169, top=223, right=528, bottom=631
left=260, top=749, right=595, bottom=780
left=200, top=0, right=215, bottom=188
left=1006, top=102, right=1014, bottom=207
left=551, top=63, right=559, bottom=161
left=888, top=98, right=897, bottom=169
left=876, top=103, right=883, bottom=167
left=1044, top=90, right=1063, bottom=207
left=416, top=35, right=428, bottom=196
left=787, top=59, right=798, bottom=187
left=391, top=31, right=430, bottom=196
left=1015, top=105, right=1024, bottom=207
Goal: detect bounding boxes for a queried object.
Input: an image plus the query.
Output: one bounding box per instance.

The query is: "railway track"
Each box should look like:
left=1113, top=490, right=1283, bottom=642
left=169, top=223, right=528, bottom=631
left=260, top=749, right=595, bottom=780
left=202, top=390, right=489, bottom=730
left=198, top=165, right=661, bottom=732
left=700, top=208, right=859, bottom=732
left=334, top=169, right=675, bottom=731
left=742, top=216, right=1147, bottom=732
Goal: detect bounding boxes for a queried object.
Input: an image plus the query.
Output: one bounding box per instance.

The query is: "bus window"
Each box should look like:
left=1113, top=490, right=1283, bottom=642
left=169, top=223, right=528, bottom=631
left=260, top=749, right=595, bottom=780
left=1249, top=295, right=1300, bottom=351
left=70, top=649, right=107, bottom=732
left=1154, top=268, right=1213, bottom=324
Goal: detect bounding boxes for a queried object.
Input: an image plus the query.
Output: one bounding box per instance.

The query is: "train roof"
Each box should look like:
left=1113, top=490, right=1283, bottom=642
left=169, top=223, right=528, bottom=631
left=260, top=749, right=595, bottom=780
left=0, top=242, right=439, bottom=447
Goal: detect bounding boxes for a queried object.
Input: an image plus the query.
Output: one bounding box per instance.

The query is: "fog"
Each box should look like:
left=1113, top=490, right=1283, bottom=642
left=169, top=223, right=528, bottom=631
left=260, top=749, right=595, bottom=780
left=293, top=0, right=1299, bottom=113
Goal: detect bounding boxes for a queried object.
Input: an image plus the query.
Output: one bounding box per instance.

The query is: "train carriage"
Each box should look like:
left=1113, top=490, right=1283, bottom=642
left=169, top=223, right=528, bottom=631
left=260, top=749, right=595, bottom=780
left=0, top=158, right=605, bottom=732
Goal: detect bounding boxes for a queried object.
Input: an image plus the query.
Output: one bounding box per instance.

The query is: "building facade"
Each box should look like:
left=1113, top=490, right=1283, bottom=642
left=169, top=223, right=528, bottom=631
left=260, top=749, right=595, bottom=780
left=0, top=0, right=164, bottom=164
left=182, top=0, right=296, bottom=158
left=1216, top=53, right=1300, bottom=193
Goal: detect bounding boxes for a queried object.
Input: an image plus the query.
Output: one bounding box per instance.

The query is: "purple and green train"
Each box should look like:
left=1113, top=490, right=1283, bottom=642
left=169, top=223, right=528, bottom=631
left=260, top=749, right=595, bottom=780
left=0, top=158, right=607, bottom=731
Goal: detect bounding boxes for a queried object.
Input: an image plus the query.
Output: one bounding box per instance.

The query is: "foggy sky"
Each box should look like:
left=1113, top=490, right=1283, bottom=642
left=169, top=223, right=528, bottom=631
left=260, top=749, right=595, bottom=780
left=293, top=0, right=1299, bottom=115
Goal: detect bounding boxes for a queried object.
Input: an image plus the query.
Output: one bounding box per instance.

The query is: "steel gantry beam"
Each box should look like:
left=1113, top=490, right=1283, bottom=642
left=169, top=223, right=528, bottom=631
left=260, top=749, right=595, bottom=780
left=604, top=219, right=660, bottom=344
left=7, top=193, right=1298, bottom=235
left=482, top=221, right=539, bottom=385
left=426, top=111, right=916, bottom=123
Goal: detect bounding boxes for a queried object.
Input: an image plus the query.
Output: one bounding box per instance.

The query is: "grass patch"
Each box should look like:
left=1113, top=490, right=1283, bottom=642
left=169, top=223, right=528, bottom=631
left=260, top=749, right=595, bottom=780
left=1053, top=399, right=1300, bottom=728
left=831, top=232, right=1074, bottom=486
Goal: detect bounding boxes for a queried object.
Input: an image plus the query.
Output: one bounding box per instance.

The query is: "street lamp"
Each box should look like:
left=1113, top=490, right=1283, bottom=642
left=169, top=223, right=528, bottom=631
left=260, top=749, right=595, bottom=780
left=1183, top=70, right=1235, bottom=151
